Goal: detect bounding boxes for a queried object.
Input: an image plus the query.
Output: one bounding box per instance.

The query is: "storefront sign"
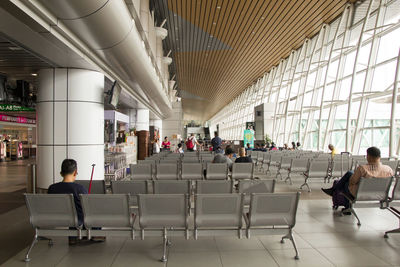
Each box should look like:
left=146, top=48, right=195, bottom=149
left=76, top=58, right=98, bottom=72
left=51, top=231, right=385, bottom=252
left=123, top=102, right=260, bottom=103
left=0, top=104, right=35, bottom=112
left=0, top=114, right=36, bottom=124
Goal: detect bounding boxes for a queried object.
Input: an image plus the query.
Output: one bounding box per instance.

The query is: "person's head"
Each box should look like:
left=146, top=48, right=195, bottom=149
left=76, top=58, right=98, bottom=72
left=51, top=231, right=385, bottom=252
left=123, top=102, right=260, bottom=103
left=328, top=144, right=334, bottom=151
left=291, top=141, right=296, bottom=148
left=366, top=146, right=381, bottom=163
left=296, top=142, right=301, bottom=147
left=214, top=131, right=218, bottom=137
left=256, top=144, right=260, bottom=148
left=178, top=143, right=182, bottom=148
left=225, top=147, right=234, bottom=158
left=246, top=143, right=250, bottom=148
left=164, top=136, right=168, bottom=141
left=60, top=159, right=77, bottom=181
left=191, top=133, right=194, bottom=137
left=239, top=147, right=246, bottom=157
left=271, top=142, right=275, bottom=147
left=284, top=143, right=288, bottom=148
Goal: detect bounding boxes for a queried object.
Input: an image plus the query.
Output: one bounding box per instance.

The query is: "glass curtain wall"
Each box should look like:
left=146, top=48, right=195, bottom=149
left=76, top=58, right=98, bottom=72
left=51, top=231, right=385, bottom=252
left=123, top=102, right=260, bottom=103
left=210, top=0, right=400, bottom=157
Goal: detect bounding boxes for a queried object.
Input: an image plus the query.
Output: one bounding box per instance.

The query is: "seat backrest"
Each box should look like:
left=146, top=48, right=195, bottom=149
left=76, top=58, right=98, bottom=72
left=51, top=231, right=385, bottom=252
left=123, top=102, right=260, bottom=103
left=270, top=153, right=282, bottom=162
left=194, top=193, right=244, bottom=228
left=25, top=194, right=78, bottom=228
left=181, top=163, right=203, bottom=180
left=185, top=152, right=198, bottom=157
left=290, top=158, right=309, bottom=171
left=138, top=194, right=188, bottom=228
left=391, top=178, right=400, bottom=200
left=183, top=157, right=200, bottom=163
left=75, top=180, right=106, bottom=194
left=206, top=163, right=228, bottom=180
left=196, top=180, right=233, bottom=194
left=381, top=160, right=399, bottom=175
left=111, top=180, right=147, bottom=205
left=308, top=160, right=329, bottom=177
left=156, top=164, right=178, bottom=180
left=355, top=177, right=393, bottom=202
left=248, top=192, right=300, bottom=228
left=153, top=180, right=191, bottom=194
left=231, top=162, right=254, bottom=180
left=80, top=194, right=132, bottom=228
left=257, top=152, right=264, bottom=161
left=280, top=156, right=295, bottom=166
left=238, top=180, right=275, bottom=194
left=129, top=164, right=152, bottom=180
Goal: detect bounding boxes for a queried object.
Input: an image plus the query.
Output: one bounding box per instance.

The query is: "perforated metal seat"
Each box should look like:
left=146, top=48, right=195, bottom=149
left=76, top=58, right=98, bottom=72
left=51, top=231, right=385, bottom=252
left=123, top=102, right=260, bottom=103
left=181, top=163, right=203, bottom=180
left=206, top=163, right=228, bottom=180
left=75, top=180, right=106, bottom=194
left=196, top=180, right=233, bottom=194
left=129, top=164, right=152, bottom=180
left=385, top=178, right=400, bottom=238
left=231, top=163, right=254, bottom=180
left=111, top=180, right=148, bottom=206
left=285, top=158, right=309, bottom=185
left=238, top=179, right=275, bottom=205
left=300, top=160, right=330, bottom=192
left=156, top=164, right=179, bottom=180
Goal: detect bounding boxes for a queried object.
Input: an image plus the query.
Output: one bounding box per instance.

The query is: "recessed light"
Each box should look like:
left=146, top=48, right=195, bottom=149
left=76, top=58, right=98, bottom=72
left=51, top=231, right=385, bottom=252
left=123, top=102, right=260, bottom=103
left=8, top=46, right=22, bottom=51
left=210, top=35, right=213, bottom=38
left=261, top=16, right=265, bottom=20
left=252, top=31, right=256, bottom=34
left=213, top=22, right=216, bottom=25
left=31, top=73, right=37, bottom=76
left=217, top=6, right=221, bottom=9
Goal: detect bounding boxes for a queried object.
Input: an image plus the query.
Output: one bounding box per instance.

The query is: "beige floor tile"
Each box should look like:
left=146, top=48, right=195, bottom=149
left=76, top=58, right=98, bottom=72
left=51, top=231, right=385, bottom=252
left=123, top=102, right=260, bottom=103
left=166, top=251, right=222, bottom=267
left=299, top=232, right=357, bottom=248
left=215, top=236, right=265, bottom=251
left=219, top=250, right=278, bottom=267
left=258, top=234, right=312, bottom=250
left=269, top=248, right=334, bottom=267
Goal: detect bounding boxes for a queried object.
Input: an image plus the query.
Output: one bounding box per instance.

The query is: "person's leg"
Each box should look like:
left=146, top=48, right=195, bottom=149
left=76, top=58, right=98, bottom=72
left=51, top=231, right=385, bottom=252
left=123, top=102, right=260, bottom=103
left=332, top=171, right=354, bottom=191
left=322, top=171, right=353, bottom=196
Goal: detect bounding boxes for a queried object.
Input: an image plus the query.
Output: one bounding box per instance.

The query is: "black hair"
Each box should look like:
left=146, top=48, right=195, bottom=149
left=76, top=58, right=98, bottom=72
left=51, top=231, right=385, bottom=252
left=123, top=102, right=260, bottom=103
left=367, top=146, right=381, bottom=158
left=164, top=136, right=168, bottom=139
left=225, top=147, right=234, bottom=155
left=214, top=131, right=218, bottom=136
left=296, top=142, right=301, bottom=146
left=178, top=143, right=182, bottom=148
left=60, top=159, right=77, bottom=176
left=246, top=143, right=250, bottom=146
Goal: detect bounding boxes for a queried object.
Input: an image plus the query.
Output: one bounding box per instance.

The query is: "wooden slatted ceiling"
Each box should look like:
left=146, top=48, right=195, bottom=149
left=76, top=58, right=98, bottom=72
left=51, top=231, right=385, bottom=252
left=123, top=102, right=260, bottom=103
left=159, top=0, right=354, bottom=121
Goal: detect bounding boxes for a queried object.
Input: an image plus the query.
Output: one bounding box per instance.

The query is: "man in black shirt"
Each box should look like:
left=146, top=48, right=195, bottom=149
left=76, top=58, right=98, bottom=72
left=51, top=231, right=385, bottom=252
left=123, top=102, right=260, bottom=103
left=211, top=131, right=222, bottom=151
left=235, top=147, right=252, bottom=163
left=48, top=159, right=103, bottom=244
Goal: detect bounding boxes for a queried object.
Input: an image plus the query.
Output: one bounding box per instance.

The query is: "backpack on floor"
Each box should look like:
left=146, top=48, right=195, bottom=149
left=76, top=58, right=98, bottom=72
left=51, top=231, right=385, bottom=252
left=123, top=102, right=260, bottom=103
left=332, top=180, right=349, bottom=210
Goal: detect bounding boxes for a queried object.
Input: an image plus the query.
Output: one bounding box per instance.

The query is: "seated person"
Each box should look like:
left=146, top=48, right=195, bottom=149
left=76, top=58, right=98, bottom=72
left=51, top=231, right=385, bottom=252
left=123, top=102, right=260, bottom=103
left=235, top=147, right=252, bottom=163
left=213, top=147, right=234, bottom=171
left=215, top=146, right=224, bottom=154
left=48, top=159, right=104, bottom=244
left=321, top=147, right=393, bottom=213
left=269, top=142, right=278, bottom=151
left=245, top=143, right=253, bottom=152
left=328, top=144, right=337, bottom=158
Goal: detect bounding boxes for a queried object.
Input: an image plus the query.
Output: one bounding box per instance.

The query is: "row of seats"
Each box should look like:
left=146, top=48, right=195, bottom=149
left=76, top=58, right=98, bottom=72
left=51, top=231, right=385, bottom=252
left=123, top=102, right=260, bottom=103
left=24, top=192, right=301, bottom=262
left=340, top=176, right=400, bottom=232
left=131, top=162, right=254, bottom=180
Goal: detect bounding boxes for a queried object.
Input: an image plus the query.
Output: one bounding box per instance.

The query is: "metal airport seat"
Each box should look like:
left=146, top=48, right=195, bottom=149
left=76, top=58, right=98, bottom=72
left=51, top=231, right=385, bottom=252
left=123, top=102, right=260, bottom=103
left=153, top=180, right=191, bottom=194
left=381, top=160, right=399, bottom=177
left=342, top=177, right=394, bottom=226
left=244, top=192, right=301, bottom=259
left=194, top=193, right=244, bottom=239
left=276, top=156, right=296, bottom=180
left=80, top=194, right=133, bottom=238
left=156, top=163, right=179, bottom=180
left=137, top=194, right=189, bottom=262
left=250, top=151, right=259, bottom=164
left=257, top=152, right=265, bottom=169
left=181, top=163, right=203, bottom=180
left=265, top=153, right=283, bottom=175
left=111, top=180, right=148, bottom=206
left=285, top=158, right=309, bottom=185
left=300, top=160, right=330, bottom=192
left=206, top=163, right=228, bottom=180
left=231, top=162, right=254, bottom=180
left=75, top=180, right=106, bottom=194
left=238, top=179, right=276, bottom=205
left=330, top=158, right=352, bottom=180
left=182, top=157, right=200, bottom=163
left=24, top=194, right=79, bottom=262
left=385, top=178, right=400, bottom=238
left=196, top=180, right=233, bottom=194
left=129, top=164, right=152, bottom=180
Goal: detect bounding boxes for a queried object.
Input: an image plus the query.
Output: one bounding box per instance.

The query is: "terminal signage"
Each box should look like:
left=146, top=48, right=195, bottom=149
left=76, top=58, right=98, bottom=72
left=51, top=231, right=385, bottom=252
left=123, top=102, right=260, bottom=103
left=0, top=104, right=35, bottom=112
left=0, top=114, right=36, bottom=125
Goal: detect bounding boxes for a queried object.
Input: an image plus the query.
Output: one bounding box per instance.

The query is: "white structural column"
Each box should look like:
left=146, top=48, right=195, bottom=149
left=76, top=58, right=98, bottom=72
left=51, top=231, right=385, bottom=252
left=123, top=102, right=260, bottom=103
left=136, top=109, right=150, bottom=131
left=37, top=68, right=104, bottom=189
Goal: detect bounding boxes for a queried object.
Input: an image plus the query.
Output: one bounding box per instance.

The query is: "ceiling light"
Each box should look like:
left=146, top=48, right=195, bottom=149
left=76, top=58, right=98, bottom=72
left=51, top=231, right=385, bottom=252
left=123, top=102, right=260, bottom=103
left=213, top=22, right=216, bottom=25
left=31, top=73, right=37, bottom=76
left=252, top=31, right=256, bottom=34
left=261, top=16, right=265, bottom=20
left=217, top=6, right=221, bottom=9
left=210, top=35, right=213, bottom=38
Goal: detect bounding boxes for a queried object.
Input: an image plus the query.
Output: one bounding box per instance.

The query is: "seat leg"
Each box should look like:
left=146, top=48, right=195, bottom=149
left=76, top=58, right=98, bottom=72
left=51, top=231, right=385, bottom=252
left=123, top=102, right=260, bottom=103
left=285, top=173, right=292, bottom=185
left=300, top=178, right=311, bottom=192
left=276, top=170, right=281, bottom=180
left=160, top=228, right=168, bottom=262
left=384, top=208, right=400, bottom=238
left=24, top=232, right=38, bottom=262
left=384, top=228, right=400, bottom=238
left=281, top=229, right=299, bottom=260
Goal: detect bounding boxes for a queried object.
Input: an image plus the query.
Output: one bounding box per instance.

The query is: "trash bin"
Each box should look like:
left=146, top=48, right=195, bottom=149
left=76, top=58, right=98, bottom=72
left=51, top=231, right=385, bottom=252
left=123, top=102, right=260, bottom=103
left=26, top=164, right=37, bottom=193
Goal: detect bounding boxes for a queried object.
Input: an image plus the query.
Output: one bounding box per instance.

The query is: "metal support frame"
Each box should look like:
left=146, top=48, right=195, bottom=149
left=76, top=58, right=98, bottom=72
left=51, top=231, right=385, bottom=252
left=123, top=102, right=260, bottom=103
left=389, top=48, right=400, bottom=157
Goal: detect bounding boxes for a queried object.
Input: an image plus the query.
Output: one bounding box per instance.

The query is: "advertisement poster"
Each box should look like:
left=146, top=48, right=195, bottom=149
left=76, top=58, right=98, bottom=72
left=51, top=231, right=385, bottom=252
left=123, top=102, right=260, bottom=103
left=244, top=129, right=255, bottom=148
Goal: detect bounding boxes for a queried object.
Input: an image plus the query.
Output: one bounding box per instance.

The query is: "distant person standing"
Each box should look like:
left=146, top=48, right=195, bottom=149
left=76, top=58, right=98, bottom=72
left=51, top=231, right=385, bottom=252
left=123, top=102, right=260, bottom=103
left=152, top=137, right=160, bottom=155
left=211, top=131, right=222, bottom=151
left=162, top=136, right=171, bottom=151
left=186, top=133, right=200, bottom=151
left=296, top=142, right=301, bottom=150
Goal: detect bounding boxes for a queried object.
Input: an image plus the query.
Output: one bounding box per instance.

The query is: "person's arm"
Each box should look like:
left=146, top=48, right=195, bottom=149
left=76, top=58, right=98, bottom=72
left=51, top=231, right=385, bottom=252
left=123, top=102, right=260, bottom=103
left=349, top=167, right=362, bottom=188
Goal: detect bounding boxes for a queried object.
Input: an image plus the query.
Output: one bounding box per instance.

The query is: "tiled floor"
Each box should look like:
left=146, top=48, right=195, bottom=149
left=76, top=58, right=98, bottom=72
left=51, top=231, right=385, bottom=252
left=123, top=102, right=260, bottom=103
left=2, top=167, right=400, bottom=266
